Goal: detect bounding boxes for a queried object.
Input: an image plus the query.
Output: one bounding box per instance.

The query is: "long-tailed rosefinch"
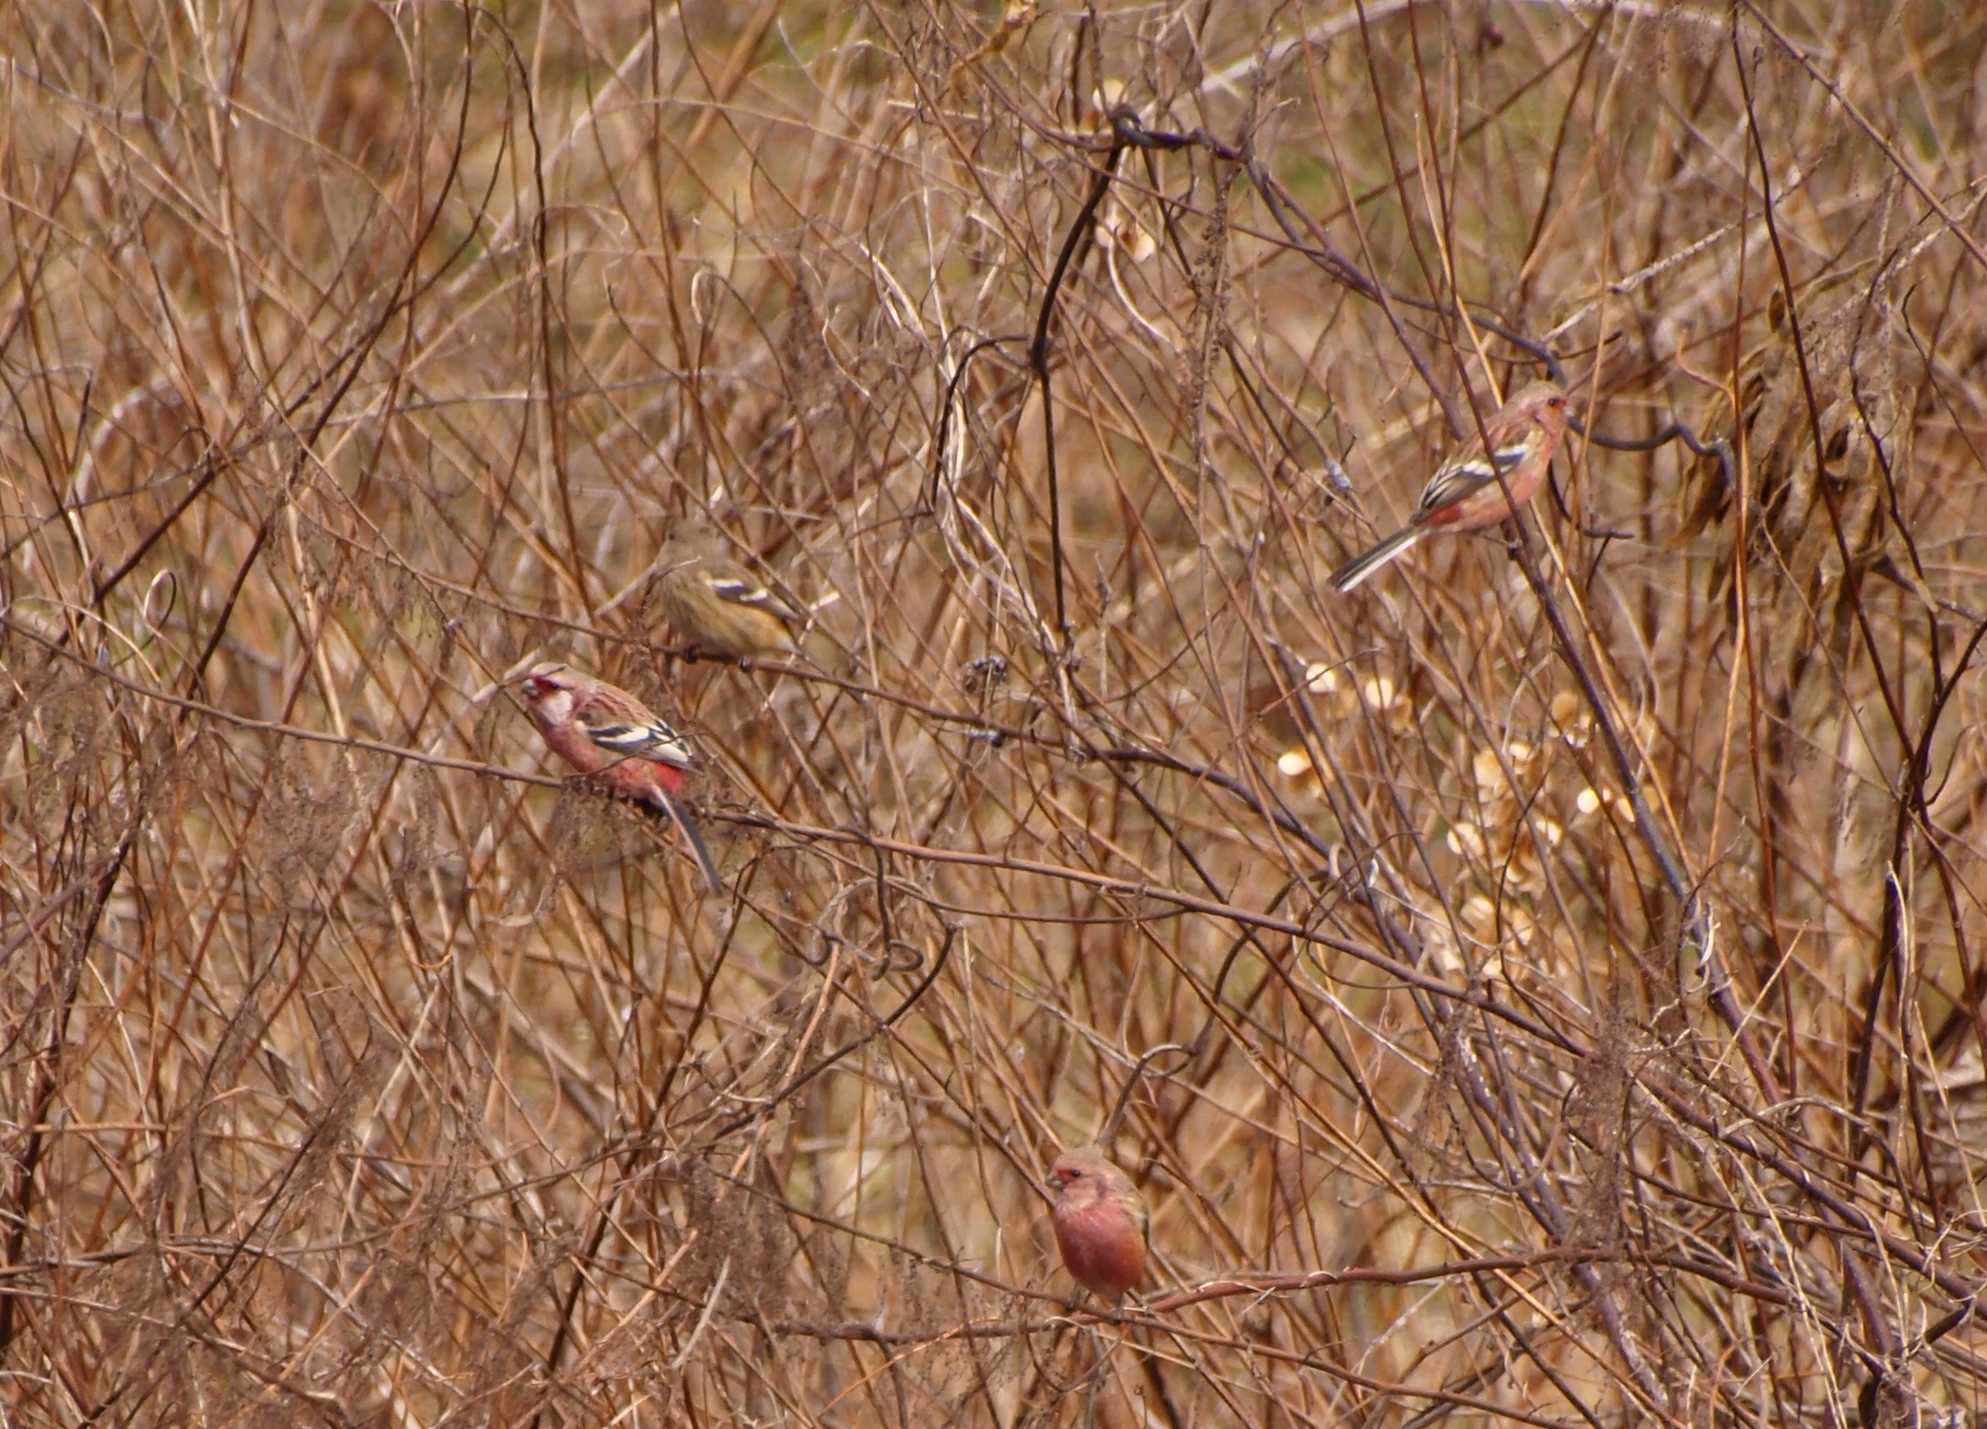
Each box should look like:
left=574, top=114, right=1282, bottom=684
left=516, top=660, right=723, bottom=891
left=1329, top=380, right=1572, bottom=591
left=1674, top=295, right=1895, bottom=613
left=1047, top=1146, right=1149, bottom=1303
left=653, top=515, right=807, bottom=662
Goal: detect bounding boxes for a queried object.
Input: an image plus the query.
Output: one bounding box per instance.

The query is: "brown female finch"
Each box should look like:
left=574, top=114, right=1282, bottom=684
left=653, top=515, right=807, bottom=662
left=1328, top=380, right=1572, bottom=591
left=516, top=660, right=722, bottom=891
left=1047, top=1146, right=1149, bottom=1303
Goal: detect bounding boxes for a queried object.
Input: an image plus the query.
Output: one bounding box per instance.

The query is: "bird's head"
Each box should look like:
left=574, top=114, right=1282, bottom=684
left=518, top=661, right=578, bottom=713
left=1047, top=1147, right=1110, bottom=1197
left=1520, top=382, right=1571, bottom=430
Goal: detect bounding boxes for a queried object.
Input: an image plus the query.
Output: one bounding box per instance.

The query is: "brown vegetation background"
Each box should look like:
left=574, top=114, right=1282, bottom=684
left=5, top=1, right=1986, bottom=1424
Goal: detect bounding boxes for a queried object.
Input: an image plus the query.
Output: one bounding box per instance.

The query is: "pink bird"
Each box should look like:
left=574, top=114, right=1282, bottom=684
left=1329, top=380, right=1572, bottom=591
left=1047, top=1145, right=1149, bottom=1303
left=516, top=660, right=722, bottom=891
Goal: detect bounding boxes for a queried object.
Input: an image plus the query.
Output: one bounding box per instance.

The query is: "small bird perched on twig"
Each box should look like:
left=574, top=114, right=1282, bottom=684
left=1047, top=1145, right=1149, bottom=1303
left=515, top=660, right=722, bottom=892
left=1329, top=381, right=1572, bottom=592
left=653, top=514, right=809, bottom=663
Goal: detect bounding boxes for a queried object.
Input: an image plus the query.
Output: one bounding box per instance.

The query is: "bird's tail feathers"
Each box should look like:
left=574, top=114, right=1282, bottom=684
left=642, top=786, right=723, bottom=893
left=1328, top=527, right=1426, bottom=592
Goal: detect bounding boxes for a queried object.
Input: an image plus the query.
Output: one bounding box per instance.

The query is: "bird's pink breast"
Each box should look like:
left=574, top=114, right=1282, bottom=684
left=1054, top=1200, right=1144, bottom=1297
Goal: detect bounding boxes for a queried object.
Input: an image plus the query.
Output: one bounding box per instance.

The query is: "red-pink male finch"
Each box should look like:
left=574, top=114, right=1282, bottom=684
left=1329, top=380, right=1572, bottom=592
left=1047, top=1146, right=1149, bottom=1303
left=516, top=660, right=722, bottom=892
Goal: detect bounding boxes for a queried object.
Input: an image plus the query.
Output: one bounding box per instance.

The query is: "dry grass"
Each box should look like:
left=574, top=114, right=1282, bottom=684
left=5, top=1, right=1987, bottom=1424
